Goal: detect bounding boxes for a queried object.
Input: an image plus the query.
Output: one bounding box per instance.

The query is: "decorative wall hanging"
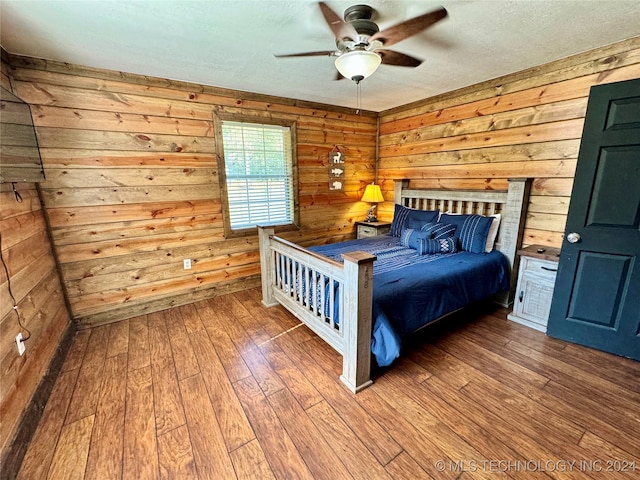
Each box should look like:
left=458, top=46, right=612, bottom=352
left=328, top=145, right=345, bottom=191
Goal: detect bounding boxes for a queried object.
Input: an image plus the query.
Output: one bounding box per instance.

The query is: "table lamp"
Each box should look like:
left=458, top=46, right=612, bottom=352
left=361, top=183, right=384, bottom=222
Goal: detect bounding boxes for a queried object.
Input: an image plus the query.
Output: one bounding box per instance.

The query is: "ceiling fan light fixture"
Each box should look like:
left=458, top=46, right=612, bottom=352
left=335, top=50, right=382, bottom=83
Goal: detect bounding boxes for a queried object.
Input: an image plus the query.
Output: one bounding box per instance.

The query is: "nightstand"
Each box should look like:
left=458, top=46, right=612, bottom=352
left=356, top=221, right=391, bottom=239
left=508, top=245, right=561, bottom=332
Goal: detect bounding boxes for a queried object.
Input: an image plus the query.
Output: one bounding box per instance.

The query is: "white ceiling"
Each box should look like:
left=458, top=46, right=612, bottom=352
left=1, top=1, right=639, bottom=112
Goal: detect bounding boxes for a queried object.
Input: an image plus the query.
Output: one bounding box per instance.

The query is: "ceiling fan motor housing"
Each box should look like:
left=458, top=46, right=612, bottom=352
left=339, top=4, right=379, bottom=48
left=350, top=19, right=379, bottom=37
left=344, top=4, right=374, bottom=22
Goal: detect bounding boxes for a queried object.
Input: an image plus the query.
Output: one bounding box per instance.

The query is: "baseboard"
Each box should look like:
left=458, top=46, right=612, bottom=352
left=0, top=322, right=76, bottom=480
left=507, top=313, right=547, bottom=333
left=74, top=275, right=261, bottom=329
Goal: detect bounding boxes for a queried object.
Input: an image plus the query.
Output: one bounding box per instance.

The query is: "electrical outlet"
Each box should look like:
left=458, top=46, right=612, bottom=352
left=183, top=258, right=192, bottom=270
left=16, top=333, right=25, bottom=356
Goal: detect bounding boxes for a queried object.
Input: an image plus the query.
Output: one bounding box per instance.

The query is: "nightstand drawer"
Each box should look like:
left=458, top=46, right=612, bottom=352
left=521, top=257, right=559, bottom=280
left=356, top=223, right=390, bottom=239
left=358, top=225, right=378, bottom=238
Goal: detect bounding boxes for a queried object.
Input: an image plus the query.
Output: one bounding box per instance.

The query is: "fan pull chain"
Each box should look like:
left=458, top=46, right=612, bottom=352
left=356, top=81, right=361, bottom=115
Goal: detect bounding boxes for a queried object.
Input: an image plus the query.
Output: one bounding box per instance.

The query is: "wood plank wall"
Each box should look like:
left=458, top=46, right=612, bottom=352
left=377, top=37, right=640, bottom=248
left=0, top=85, right=46, bottom=183
left=0, top=57, right=71, bottom=463
left=7, top=55, right=378, bottom=328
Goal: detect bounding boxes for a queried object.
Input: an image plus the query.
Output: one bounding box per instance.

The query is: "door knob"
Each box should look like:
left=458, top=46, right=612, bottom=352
left=566, top=232, right=581, bottom=244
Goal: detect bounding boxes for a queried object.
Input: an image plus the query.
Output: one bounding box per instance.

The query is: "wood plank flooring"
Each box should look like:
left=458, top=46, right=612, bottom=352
left=17, top=288, right=640, bottom=479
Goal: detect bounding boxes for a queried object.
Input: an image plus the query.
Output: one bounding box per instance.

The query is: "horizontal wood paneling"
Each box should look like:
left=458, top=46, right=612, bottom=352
left=1, top=66, right=71, bottom=476
left=8, top=59, right=376, bottom=119
left=30, top=104, right=215, bottom=136
left=40, top=184, right=219, bottom=208
left=0, top=81, right=45, bottom=183
left=378, top=37, right=640, bottom=248
left=47, top=198, right=219, bottom=227
left=0, top=183, right=71, bottom=465
left=39, top=149, right=217, bottom=168
left=35, top=127, right=214, bottom=152
left=43, top=167, right=217, bottom=188
left=9, top=55, right=377, bottom=327
left=382, top=39, right=640, bottom=120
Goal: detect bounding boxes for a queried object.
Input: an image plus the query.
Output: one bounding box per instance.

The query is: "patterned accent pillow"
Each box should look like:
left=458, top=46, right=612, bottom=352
left=439, top=213, right=494, bottom=254
left=390, top=205, right=439, bottom=237
left=421, top=237, right=458, bottom=255
left=400, top=228, right=431, bottom=253
left=420, top=222, right=457, bottom=240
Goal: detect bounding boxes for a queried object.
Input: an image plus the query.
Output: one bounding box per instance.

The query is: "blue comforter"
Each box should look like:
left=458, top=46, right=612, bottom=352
left=308, top=235, right=510, bottom=366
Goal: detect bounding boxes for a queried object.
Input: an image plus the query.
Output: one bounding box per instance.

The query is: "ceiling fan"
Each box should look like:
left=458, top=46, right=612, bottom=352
left=274, top=2, right=448, bottom=83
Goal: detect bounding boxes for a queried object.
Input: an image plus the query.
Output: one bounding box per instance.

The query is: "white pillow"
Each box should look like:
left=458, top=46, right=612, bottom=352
left=485, top=214, right=501, bottom=252
left=437, top=211, right=501, bottom=253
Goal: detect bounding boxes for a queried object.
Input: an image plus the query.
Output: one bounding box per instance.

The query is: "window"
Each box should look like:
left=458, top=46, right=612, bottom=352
left=214, top=114, right=298, bottom=237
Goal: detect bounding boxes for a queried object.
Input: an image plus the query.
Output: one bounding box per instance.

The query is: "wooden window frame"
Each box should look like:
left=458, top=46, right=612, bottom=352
left=213, top=111, right=300, bottom=238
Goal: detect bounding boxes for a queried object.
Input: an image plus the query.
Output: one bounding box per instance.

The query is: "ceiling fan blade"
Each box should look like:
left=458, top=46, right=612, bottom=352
left=378, top=50, right=423, bottom=67
left=370, top=6, right=448, bottom=47
left=274, top=50, right=336, bottom=58
left=319, top=1, right=359, bottom=41
left=334, top=71, right=345, bottom=81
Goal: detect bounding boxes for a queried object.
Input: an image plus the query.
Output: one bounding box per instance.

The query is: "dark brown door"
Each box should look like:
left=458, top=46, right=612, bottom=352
left=547, top=78, right=640, bottom=361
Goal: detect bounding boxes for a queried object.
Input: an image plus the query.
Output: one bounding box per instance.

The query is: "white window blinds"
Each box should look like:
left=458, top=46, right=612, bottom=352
left=221, top=121, right=294, bottom=230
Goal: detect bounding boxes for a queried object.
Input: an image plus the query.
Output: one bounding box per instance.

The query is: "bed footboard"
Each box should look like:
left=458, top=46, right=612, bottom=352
left=258, top=226, right=376, bottom=393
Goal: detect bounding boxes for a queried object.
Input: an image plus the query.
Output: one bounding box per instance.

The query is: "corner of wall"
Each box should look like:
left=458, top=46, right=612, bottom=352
left=0, top=52, right=75, bottom=478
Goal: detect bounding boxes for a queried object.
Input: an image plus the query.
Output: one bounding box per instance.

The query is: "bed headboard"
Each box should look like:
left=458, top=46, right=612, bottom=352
left=393, top=178, right=532, bottom=307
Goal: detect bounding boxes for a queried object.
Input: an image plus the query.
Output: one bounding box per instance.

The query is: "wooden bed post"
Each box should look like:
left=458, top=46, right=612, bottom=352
left=257, top=226, right=278, bottom=307
left=340, top=251, right=376, bottom=393
left=394, top=179, right=410, bottom=205
left=495, top=178, right=532, bottom=307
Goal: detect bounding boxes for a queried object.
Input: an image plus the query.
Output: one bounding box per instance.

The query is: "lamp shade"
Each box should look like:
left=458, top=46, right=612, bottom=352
left=361, top=183, right=384, bottom=203
left=335, top=50, right=382, bottom=82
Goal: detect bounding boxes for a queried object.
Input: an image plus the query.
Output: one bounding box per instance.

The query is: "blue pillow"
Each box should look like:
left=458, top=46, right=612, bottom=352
left=390, top=205, right=439, bottom=237
left=390, top=204, right=411, bottom=237
left=439, top=213, right=494, bottom=254
left=400, top=228, right=431, bottom=253
left=421, top=222, right=457, bottom=240
left=421, top=237, right=458, bottom=254
left=405, top=208, right=439, bottom=230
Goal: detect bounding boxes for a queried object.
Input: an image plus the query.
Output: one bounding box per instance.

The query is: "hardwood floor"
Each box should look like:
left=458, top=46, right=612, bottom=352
left=16, top=288, right=640, bottom=479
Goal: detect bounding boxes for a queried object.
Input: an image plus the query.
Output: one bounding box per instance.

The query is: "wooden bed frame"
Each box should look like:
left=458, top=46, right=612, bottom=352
left=258, top=178, right=530, bottom=392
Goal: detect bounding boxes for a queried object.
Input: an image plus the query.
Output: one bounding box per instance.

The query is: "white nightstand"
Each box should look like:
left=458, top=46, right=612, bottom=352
left=507, top=245, right=561, bottom=332
left=356, top=221, right=391, bottom=239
